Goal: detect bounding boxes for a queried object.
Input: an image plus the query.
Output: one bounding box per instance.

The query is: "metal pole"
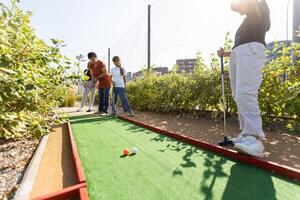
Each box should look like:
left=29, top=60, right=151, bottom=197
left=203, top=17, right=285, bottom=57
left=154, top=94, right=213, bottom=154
left=147, top=4, right=151, bottom=70
left=220, top=56, right=227, bottom=135
left=286, top=0, right=290, bottom=42
left=77, top=62, right=80, bottom=95
left=108, top=48, right=111, bottom=73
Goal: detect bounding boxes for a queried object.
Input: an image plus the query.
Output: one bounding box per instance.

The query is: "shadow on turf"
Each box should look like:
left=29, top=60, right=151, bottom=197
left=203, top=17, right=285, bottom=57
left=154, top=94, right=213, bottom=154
left=120, top=153, right=137, bottom=158
left=67, top=114, right=98, bottom=121
left=70, top=116, right=116, bottom=124
left=150, top=134, right=201, bottom=176
left=220, top=164, right=277, bottom=200
left=119, top=121, right=150, bottom=134
left=148, top=133, right=279, bottom=200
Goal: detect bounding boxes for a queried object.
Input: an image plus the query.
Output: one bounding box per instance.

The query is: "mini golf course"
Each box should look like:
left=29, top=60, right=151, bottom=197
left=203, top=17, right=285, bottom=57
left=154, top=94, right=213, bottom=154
left=70, top=115, right=300, bottom=200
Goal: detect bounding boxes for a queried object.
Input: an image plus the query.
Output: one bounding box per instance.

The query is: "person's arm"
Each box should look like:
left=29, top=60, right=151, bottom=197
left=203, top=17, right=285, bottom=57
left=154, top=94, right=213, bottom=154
left=248, top=0, right=270, bottom=31
left=110, top=70, right=115, bottom=87
left=94, top=64, right=108, bottom=79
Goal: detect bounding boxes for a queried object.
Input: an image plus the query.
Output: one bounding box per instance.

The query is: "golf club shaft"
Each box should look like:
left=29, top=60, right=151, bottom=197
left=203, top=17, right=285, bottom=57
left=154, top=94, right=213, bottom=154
left=220, top=56, right=227, bottom=135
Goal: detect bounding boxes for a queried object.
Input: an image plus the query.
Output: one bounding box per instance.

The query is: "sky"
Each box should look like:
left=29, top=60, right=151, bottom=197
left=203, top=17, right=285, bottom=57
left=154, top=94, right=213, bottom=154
left=3, top=0, right=294, bottom=73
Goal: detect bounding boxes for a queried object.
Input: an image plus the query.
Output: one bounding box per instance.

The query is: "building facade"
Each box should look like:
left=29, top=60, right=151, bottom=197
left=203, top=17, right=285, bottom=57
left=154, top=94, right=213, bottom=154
left=176, top=59, right=196, bottom=74
left=133, top=71, right=143, bottom=79
left=152, top=67, right=169, bottom=75
left=125, top=72, right=133, bottom=81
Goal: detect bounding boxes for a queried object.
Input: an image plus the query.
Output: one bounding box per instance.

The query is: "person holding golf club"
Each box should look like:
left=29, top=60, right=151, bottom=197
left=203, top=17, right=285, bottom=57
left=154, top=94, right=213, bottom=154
left=217, top=0, right=270, bottom=158
left=87, top=52, right=112, bottom=115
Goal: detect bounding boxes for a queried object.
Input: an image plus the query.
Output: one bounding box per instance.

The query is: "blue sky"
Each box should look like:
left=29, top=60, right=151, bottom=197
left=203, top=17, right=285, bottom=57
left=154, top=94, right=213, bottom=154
left=4, top=0, right=294, bottom=73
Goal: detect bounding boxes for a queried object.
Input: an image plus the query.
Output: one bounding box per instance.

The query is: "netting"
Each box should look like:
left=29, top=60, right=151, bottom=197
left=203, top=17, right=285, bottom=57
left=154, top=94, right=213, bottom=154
left=76, top=0, right=295, bottom=76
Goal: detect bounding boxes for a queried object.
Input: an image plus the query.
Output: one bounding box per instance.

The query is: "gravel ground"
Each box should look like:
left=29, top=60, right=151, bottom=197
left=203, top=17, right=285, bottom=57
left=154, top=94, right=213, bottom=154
left=0, top=139, right=38, bottom=200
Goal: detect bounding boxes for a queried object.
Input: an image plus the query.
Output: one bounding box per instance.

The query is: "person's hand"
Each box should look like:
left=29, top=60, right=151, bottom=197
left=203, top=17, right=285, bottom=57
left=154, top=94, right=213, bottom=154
left=217, top=47, right=231, bottom=57
left=217, top=48, right=225, bottom=57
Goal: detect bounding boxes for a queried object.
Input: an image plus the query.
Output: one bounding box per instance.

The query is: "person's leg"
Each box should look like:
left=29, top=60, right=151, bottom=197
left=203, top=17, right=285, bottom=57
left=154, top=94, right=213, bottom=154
left=119, top=88, right=134, bottom=116
left=88, top=86, right=96, bottom=111
left=78, top=86, right=88, bottom=111
left=229, top=49, right=245, bottom=143
left=98, top=88, right=104, bottom=112
left=103, top=87, right=110, bottom=114
left=235, top=43, right=265, bottom=139
left=233, top=42, right=266, bottom=158
left=230, top=50, right=245, bottom=131
left=112, top=87, right=118, bottom=115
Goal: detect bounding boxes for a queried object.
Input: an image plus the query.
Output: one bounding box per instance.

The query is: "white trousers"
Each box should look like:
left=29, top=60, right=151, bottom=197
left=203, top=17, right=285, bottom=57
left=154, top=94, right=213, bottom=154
left=80, top=81, right=96, bottom=110
left=229, top=42, right=266, bottom=139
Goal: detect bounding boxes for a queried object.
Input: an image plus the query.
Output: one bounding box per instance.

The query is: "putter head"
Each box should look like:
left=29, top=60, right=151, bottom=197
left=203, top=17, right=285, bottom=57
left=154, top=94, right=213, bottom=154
left=218, top=137, right=234, bottom=146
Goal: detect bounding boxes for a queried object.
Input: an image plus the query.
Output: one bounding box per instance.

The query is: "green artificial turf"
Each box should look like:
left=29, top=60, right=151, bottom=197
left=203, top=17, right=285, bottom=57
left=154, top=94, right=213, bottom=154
left=70, top=116, right=300, bottom=200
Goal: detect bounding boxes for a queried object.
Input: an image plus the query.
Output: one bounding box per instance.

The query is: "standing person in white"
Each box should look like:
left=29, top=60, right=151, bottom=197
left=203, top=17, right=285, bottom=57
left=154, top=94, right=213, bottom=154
left=77, top=69, right=96, bottom=112
left=217, top=0, right=270, bottom=158
left=111, top=56, right=135, bottom=117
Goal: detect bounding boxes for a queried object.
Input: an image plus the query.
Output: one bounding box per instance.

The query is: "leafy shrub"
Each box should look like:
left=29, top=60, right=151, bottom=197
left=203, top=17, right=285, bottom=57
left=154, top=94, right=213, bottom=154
left=260, top=41, right=300, bottom=130
left=0, top=1, right=73, bottom=139
left=61, top=86, right=77, bottom=107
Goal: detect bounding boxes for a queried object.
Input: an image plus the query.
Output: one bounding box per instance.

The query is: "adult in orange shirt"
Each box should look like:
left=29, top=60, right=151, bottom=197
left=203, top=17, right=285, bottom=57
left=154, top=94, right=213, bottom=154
left=87, top=52, right=112, bottom=114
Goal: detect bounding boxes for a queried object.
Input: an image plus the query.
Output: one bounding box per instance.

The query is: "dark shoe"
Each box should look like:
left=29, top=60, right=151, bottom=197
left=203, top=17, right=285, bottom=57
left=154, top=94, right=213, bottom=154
left=218, top=137, right=234, bottom=146
left=86, top=109, right=92, bottom=112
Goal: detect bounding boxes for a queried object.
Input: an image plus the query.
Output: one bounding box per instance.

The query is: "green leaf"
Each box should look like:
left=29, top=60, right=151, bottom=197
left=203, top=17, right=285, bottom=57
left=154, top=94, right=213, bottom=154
left=25, top=84, right=35, bottom=91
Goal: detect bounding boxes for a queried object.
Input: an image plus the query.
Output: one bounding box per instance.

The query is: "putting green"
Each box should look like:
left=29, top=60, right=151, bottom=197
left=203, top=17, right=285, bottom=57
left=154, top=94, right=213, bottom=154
left=70, top=116, right=300, bottom=200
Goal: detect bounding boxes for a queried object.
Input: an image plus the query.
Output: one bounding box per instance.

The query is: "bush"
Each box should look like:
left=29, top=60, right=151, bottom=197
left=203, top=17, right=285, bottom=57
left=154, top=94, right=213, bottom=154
left=61, top=86, right=77, bottom=107
left=0, top=1, right=73, bottom=139
left=127, top=34, right=300, bottom=131
left=259, top=41, right=300, bottom=130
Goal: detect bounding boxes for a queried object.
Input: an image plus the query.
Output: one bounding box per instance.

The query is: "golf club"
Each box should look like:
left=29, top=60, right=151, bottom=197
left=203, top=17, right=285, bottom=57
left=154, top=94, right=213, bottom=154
left=220, top=56, right=226, bottom=135
left=218, top=56, right=233, bottom=146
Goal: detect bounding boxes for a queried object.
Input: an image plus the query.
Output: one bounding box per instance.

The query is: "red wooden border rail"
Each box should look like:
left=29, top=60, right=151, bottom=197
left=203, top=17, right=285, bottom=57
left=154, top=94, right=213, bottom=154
left=79, top=187, right=90, bottom=199
left=118, top=115, right=300, bottom=181
left=33, top=123, right=89, bottom=200
left=67, top=122, right=87, bottom=183
left=32, top=183, right=86, bottom=200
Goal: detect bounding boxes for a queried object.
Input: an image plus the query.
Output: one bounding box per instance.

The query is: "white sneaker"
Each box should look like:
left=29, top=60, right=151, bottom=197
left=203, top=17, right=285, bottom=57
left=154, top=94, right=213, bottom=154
left=234, top=135, right=264, bottom=158
left=230, top=133, right=244, bottom=144
left=77, top=108, right=82, bottom=112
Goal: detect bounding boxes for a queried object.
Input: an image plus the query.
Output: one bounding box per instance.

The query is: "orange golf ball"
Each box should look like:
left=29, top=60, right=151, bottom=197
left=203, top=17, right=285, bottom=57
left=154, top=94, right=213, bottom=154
left=123, top=148, right=130, bottom=156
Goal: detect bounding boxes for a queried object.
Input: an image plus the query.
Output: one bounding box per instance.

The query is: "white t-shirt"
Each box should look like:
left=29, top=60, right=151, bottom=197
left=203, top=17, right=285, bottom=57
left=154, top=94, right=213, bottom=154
left=111, top=67, right=126, bottom=88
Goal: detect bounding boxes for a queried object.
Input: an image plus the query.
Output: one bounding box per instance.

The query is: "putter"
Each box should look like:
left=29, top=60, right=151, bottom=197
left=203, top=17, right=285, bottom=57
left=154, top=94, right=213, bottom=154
left=218, top=56, right=233, bottom=146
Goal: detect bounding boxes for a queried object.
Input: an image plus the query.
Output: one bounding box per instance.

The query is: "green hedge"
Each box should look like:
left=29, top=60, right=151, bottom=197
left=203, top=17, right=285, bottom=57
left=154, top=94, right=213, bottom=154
left=0, top=1, right=73, bottom=139
left=127, top=39, right=300, bottom=131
